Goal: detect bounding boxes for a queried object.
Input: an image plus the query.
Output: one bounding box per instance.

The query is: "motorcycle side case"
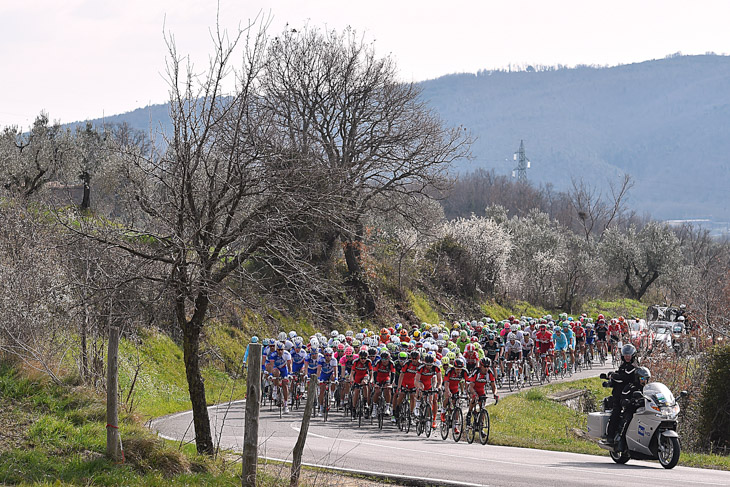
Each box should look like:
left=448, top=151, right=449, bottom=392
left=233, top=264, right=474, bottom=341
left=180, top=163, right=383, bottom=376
left=587, top=412, right=611, bottom=440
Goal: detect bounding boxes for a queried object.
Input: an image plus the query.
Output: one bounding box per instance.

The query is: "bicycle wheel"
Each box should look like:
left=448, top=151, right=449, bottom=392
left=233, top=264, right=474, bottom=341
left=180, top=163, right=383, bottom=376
left=515, top=368, right=522, bottom=391
left=357, top=396, right=363, bottom=428
left=377, top=398, right=384, bottom=430
left=278, top=389, right=283, bottom=418
left=466, top=411, right=475, bottom=444
left=508, top=368, right=514, bottom=392
left=404, top=407, right=411, bottom=434
left=396, top=405, right=404, bottom=431
left=440, top=408, right=450, bottom=440
left=424, top=403, right=433, bottom=438
left=478, top=409, right=490, bottom=445
left=323, top=390, right=329, bottom=422
left=452, top=407, right=463, bottom=443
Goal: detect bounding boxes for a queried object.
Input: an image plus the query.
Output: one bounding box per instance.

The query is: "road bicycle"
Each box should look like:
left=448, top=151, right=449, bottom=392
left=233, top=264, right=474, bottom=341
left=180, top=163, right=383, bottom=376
left=396, top=388, right=415, bottom=434
left=415, top=389, right=437, bottom=438
left=465, top=394, right=490, bottom=445
left=507, top=360, right=522, bottom=392
left=440, top=392, right=464, bottom=442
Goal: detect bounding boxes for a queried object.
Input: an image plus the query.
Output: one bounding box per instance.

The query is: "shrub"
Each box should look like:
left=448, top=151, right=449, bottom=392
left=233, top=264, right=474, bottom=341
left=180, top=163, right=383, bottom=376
left=698, top=346, right=730, bottom=452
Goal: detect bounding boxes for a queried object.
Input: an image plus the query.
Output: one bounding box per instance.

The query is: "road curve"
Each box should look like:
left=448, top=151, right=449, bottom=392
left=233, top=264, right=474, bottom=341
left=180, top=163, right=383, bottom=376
left=152, top=363, right=730, bottom=487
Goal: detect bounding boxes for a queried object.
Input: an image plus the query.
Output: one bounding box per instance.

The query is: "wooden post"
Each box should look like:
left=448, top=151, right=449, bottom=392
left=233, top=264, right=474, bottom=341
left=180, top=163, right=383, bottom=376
left=290, top=378, right=317, bottom=487
left=106, top=324, right=120, bottom=461
left=242, top=343, right=262, bottom=487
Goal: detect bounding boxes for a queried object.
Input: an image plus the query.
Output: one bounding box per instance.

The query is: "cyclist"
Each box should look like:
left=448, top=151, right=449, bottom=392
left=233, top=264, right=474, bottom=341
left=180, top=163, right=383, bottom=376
left=267, top=342, right=292, bottom=413
left=504, top=332, right=523, bottom=380
left=442, top=357, right=469, bottom=422
left=595, top=318, right=609, bottom=358
left=463, top=343, right=479, bottom=373
left=415, top=353, right=442, bottom=429
left=483, top=333, right=502, bottom=381
left=289, top=339, right=307, bottom=400
left=608, top=319, right=622, bottom=357
left=561, top=322, right=576, bottom=369
left=394, top=350, right=421, bottom=420
left=338, top=346, right=355, bottom=408
left=520, top=330, right=535, bottom=375
left=350, top=349, right=373, bottom=417
left=315, top=347, right=339, bottom=416
left=585, top=323, right=596, bottom=360
left=574, top=321, right=586, bottom=366
left=372, top=350, right=395, bottom=416
left=467, top=357, right=498, bottom=410
left=456, top=330, right=471, bottom=353
left=535, top=323, right=553, bottom=375
left=553, top=327, right=569, bottom=373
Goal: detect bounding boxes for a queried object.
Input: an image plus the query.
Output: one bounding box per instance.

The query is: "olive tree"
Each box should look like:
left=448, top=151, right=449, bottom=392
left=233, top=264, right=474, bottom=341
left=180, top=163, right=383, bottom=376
left=600, top=222, right=682, bottom=300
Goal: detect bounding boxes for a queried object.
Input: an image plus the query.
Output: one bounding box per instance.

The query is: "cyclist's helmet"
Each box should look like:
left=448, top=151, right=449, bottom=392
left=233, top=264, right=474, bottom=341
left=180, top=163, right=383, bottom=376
left=441, top=356, right=450, bottom=366
left=479, top=357, right=491, bottom=368
left=275, top=342, right=284, bottom=350
left=618, top=316, right=625, bottom=322
left=399, top=351, right=408, bottom=360
left=507, top=333, right=517, bottom=341
left=381, top=350, right=390, bottom=360
left=454, top=357, right=465, bottom=369
left=358, top=350, right=368, bottom=360
left=278, top=332, right=287, bottom=341
left=337, top=343, right=345, bottom=351
left=345, top=330, right=354, bottom=337
left=424, top=354, right=435, bottom=364
left=460, top=330, right=468, bottom=338
left=636, top=366, right=651, bottom=386
left=597, top=314, right=604, bottom=321
left=330, top=330, right=339, bottom=338
left=487, top=332, right=496, bottom=340
left=345, top=346, right=354, bottom=356
left=368, top=347, right=377, bottom=357
left=289, top=331, right=297, bottom=339
left=465, top=343, right=476, bottom=353
left=251, top=336, right=259, bottom=343
left=324, top=347, right=333, bottom=355
left=410, top=350, right=420, bottom=360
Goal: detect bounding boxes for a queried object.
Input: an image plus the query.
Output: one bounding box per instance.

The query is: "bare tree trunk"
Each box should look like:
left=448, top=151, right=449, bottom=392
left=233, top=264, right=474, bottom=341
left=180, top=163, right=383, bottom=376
left=80, top=171, right=91, bottom=211
left=343, top=238, right=376, bottom=318
left=182, top=320, right=214, bottom=455
left=290, top=378, right=317, bottom=487
left=242, top=343, right=262, bottom=487
left=106, top=324, right=120, bottom=461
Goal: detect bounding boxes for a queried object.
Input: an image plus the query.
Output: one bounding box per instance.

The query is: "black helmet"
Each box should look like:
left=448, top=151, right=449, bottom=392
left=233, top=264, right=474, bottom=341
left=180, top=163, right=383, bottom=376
left=635, top=366, right=651, bottom=385
left=358, top=349, right=368, bottom=359
left=410, top=350, right=420, bottom=360
left=480, top=357, right=491, bottom=368
left=368, top=347, right=377, bottom=357
left=424, top=354, right=435, bottom=364
left=621, top=343, right=637, bottom=359
left=454, top=357, right=465, bottom=368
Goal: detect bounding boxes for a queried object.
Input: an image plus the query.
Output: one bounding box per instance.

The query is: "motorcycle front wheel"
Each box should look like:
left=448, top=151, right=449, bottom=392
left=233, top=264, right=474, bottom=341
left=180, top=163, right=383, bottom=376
left=658, top=435, right=681, bottom=469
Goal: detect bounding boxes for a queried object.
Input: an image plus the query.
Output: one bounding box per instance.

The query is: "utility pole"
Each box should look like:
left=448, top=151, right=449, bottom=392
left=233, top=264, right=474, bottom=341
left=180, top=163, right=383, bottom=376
left=511, top=140, right=531, bottom=183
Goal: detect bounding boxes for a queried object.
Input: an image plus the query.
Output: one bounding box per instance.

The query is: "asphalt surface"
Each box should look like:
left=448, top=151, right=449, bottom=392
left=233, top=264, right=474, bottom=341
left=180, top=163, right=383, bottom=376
left=152, top=360, right=730, bottom=486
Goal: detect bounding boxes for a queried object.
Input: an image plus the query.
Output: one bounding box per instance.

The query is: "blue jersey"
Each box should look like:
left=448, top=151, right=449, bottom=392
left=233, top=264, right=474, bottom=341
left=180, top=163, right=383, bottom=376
left=291, top=349, right=307, bottom=372
left=553, top=333, right=568, bottom=350
left=267, top=350, right=291, bottom=376
left=306, top=352, right=320, bottom=375
left=562, top=328, right=575, bottom=347
left=586, top=329, right=596, bottom=345
left=317, top=356, right=338, bottom=381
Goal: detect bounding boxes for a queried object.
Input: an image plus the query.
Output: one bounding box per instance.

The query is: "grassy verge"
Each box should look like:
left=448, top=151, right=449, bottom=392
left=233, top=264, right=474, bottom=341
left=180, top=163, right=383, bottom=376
left=488, top=377, right=730, bottom=470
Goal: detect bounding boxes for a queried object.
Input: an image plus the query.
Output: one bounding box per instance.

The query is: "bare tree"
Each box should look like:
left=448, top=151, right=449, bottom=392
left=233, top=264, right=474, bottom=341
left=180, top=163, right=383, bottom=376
left=570, top=173, right=633, bottom=242
left=63, top=19, right=340, bottom=455
left=260, top=26, right=471, bottom=318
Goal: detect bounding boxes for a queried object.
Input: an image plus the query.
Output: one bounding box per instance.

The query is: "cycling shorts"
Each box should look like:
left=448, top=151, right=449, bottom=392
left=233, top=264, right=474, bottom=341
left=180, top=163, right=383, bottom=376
left=375, top=379, right=392, bottom=388
left=521, top=348, right=532, bottom=357
left=292, top=362, right=305, bottom=373
left=554, top=343, right=568, bottom=352
left=318, top=372, right=334, bottom=382
left=275, top=367, right=289, bottom=379
left=575, top=336, right=585, bottom=343
left=507, top=351, right=520, bottom=361
left=610, top=335, right=620, bottom=342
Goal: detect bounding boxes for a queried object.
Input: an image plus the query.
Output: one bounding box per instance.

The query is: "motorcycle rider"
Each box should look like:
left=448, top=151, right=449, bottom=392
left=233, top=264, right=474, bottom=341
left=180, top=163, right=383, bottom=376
left=615, top=366, right=651, bottom=451
left=601, top=343, right=638, bottom=445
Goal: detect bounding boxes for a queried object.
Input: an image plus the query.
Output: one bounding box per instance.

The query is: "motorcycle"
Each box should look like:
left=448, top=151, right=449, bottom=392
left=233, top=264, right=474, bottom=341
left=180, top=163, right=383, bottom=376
left=587, top=379, right=687, bottom=469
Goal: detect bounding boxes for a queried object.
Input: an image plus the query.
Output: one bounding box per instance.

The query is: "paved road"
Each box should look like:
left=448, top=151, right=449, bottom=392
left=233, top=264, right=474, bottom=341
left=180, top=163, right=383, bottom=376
left=152, top=361, right=730, bottom=486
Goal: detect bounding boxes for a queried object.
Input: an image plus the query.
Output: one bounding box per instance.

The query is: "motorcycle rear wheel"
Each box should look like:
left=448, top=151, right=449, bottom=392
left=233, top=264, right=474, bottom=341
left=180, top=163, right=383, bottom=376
left=609, top=449, right=630, bottom=464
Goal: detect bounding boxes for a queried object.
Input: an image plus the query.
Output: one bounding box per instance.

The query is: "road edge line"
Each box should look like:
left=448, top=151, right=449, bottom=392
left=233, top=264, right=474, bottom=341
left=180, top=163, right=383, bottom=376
left=261, top=455, right=489, bottom=487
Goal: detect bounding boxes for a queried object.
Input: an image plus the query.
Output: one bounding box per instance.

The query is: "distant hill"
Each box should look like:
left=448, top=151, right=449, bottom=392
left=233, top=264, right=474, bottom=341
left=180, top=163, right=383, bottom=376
left=70, top=54, right=730, bottom=221
left=419, top=54, right=730, bottom=222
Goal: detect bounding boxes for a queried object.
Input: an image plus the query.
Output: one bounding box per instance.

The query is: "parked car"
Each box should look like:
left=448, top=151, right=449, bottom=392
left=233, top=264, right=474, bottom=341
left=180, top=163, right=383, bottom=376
left=650, top=322, right=674, bottom=349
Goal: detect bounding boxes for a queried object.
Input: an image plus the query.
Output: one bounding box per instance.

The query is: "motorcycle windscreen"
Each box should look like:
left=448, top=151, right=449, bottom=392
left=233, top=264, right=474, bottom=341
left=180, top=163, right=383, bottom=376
left=643, top=382, right=676, bottom=407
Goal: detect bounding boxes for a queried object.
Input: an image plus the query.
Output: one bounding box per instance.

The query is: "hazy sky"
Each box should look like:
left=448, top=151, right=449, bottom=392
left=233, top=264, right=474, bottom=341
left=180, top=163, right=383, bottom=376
left=2, top=0, right=729, bottom=127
